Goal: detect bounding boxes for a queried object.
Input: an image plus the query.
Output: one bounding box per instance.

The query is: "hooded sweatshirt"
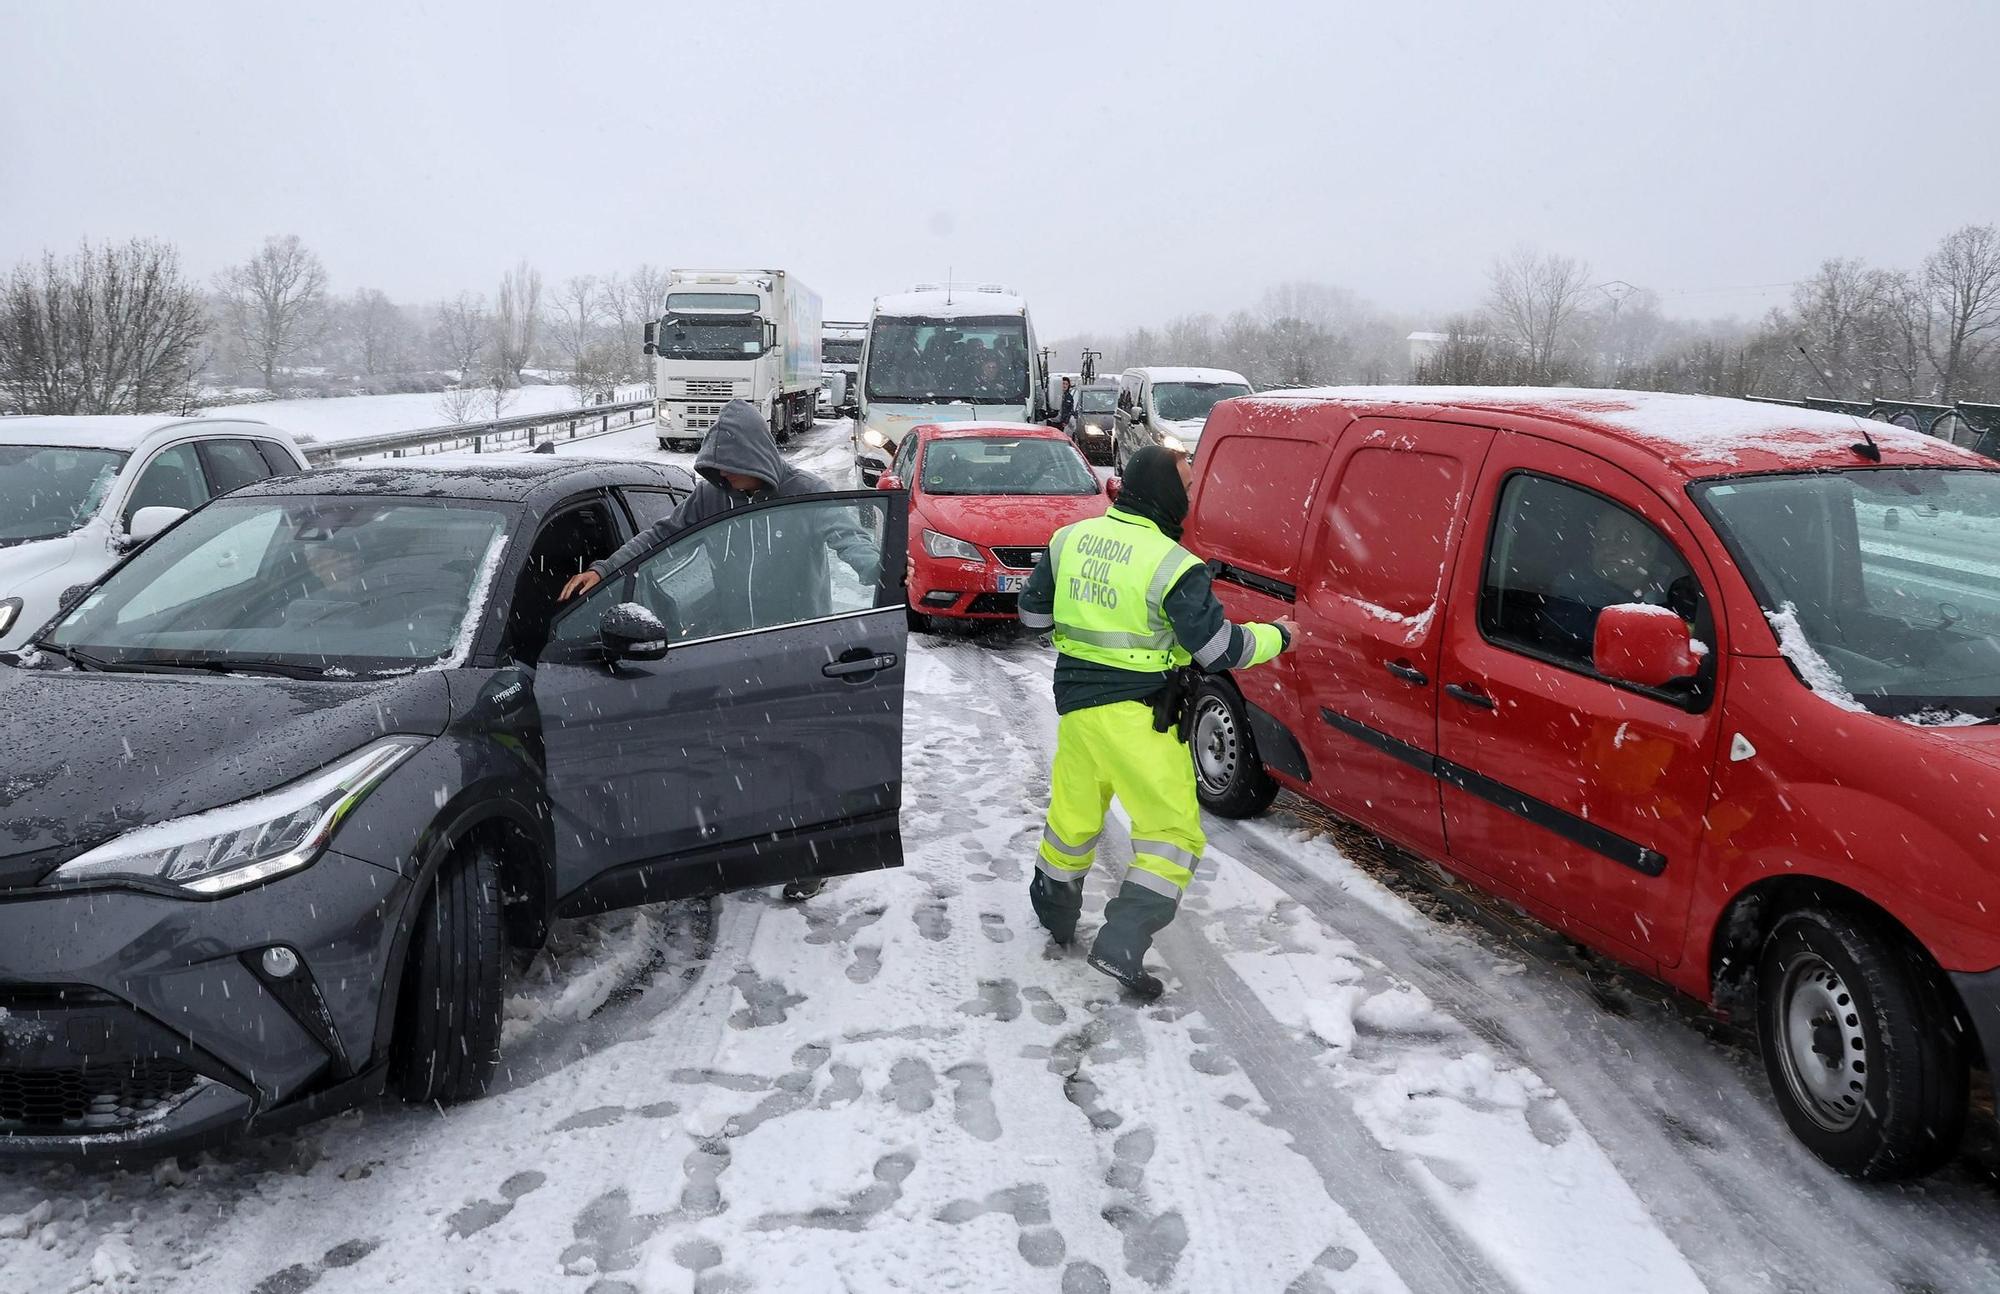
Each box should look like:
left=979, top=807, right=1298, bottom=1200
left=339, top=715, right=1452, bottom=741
left=590, top=399, right=881, bottom=626
left=1018, top=445, right=1287, bottom=714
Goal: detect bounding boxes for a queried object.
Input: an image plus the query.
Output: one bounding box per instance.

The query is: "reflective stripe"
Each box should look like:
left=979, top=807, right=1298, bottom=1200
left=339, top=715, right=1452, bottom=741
left=1123, top=867, right=1185, bottom=903
left=1052, top=624, right=1176, bottom=650
left=1193, top=622, right=1233, bottom=668
left=1019, top=608, right=1055, bottom=630
left=1041, top=825, right=1100, bottom=857
left=1147, top=545, right=1193, bottom=622
left=1047, top=525, right=1073, bottom=577
left=1037, top=854, right=1089, bottom=881
left=1131, top=838, right=1200, bottom=871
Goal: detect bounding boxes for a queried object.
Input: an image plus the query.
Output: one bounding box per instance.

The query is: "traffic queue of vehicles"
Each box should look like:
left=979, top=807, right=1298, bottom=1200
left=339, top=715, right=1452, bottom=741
left=12, top=293, right=2000, bottom=1183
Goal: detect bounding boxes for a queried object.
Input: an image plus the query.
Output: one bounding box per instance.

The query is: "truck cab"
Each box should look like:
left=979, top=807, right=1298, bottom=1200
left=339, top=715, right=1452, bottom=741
left=821, top=320, right=867, bottom=418
left=852, top=285, right=1045, bottom=486
left=645, top=269, right=822, bottom=452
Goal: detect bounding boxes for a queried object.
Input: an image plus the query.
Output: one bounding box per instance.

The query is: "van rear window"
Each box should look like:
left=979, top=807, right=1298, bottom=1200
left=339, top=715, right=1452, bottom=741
left=1193, top=435, right=1327, bottom=575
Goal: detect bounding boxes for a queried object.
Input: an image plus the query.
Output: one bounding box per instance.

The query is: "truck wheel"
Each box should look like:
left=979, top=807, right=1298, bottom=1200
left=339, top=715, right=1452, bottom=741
left=1189, top=676, right=1279, bottom=818
left=1754, top=906, right=1967, bottom=1179
left=393, top=842, right=506, bottom=1105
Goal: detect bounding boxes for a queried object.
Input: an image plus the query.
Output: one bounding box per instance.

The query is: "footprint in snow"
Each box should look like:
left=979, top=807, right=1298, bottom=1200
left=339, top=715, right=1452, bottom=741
left=935, top=1182, right=1063, bottom=1267
left=946, top=1060, right=1003, bottom=1142
left=959, top=978, right=1023, bottom=1022
left=980, top=912, right=1015, bottom=943
left=446, top=1170, right=546, bottom=1238
left=250, top=1238, right=384, bottom=1294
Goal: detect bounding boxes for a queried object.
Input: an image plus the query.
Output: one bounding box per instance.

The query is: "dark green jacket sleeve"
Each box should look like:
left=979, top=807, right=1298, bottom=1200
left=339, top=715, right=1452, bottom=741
left=1018, top=545, right=1056, bottom=630
left=1164, top=566, right=1286, bottom=671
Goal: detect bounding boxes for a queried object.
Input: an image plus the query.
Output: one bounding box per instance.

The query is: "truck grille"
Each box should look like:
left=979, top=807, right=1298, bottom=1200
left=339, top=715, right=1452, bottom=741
left=685, top=380, right=737, bottom=400
left=0, top=1058, right=202, bottom=1132
left=992, top=547, right=1043, bottom=570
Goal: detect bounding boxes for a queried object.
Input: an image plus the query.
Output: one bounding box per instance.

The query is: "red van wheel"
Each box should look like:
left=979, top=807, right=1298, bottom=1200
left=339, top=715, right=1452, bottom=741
left=1755, top=907, right=1967, bottom=1179
left=1189, top=678, right=1278, bottom=818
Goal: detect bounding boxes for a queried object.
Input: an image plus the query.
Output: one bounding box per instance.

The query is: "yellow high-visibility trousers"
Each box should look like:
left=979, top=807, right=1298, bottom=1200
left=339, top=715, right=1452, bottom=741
left=1037, top=700, right=1204, bottom=904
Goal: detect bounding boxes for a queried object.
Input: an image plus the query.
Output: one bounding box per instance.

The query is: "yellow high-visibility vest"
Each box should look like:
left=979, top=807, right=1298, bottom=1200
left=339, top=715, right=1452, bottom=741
left=1048, top=510, right=1201, bottom=672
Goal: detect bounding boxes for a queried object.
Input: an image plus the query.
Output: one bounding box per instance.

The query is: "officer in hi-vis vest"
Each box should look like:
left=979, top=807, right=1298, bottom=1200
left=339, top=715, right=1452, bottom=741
left=1017, top=445, right=1295, bottom=997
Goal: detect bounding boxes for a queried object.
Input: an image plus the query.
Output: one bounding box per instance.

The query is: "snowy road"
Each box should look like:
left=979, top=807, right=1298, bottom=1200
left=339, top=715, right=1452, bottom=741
left=6, top=419, right=2000, bottom=1292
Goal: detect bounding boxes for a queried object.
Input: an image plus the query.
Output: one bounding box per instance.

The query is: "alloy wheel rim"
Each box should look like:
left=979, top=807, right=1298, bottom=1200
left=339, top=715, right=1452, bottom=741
left=1775, top=951, right=1870, bottom=1132
left=1192, top=696, right=1237, bottom=795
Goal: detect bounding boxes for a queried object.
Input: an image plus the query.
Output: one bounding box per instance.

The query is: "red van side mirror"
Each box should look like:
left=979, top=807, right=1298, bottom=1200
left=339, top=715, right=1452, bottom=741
left=878, top=473, right=903, bottom=491
left=1593, top=603, right=1699, bottom=688
left=1105, top=476, right=1121, bottom=501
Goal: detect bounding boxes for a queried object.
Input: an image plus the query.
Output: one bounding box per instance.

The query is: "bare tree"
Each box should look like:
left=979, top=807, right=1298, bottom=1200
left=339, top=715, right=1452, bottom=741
left=0, top=238, right=208, bottom=415
left=1485, top=248, right=1594, bottom=383
left=1788, top=257, right=1898, bottom=395
left=549, top=274, right=603, bottom=372
left=606, top=266, right=669, bottom=380
left=1923, top=224, right=2000, bottom=402
left=433, top=292, right=491, bottom=380
left=436, top=383, right=481, bottom=424
left=215, top=234, right=328, bottom=390
left=344, top=287, right=409, bottom=376
left=493, top=260, right=543, bottom=381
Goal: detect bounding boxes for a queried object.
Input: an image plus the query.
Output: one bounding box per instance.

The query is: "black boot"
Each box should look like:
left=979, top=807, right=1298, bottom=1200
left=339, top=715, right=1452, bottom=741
left=782, top=877, right=825, bottom=902
left=1088, top=879, right=1178, bottom=999
left=1029, top=870, right=1086, bottom=946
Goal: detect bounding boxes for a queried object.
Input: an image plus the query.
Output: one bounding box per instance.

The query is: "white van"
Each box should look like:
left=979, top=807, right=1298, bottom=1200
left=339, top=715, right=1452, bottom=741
left=852, top=285, right=1046, bottom=485
left=1111, top=366, right=1252, bottom=468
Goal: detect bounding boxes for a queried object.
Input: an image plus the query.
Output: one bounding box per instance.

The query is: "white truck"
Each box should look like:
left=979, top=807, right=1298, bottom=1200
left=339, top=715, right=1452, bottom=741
left=820, top=320, right=867, bottom=418
left=643, top=269, right=822, bottom=451
left=851, top=284, right=1047, bottom=485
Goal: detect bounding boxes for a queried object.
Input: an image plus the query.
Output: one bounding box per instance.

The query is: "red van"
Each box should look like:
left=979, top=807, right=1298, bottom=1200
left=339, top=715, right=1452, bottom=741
left=1180, top=387, right=2000, bottom=1179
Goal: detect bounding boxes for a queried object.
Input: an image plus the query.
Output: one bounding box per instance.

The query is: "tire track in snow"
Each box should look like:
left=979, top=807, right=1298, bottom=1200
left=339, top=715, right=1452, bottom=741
left=1206, top=810, right=2000, bottom=1294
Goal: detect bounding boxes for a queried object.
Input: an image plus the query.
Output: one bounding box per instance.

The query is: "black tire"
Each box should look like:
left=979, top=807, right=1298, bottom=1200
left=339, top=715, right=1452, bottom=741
left=906, top=605, right=937, bottom=634
left=1754, top=906, right=1968, bottom=1179
left=393, top=843, right=507, bottom=1105
left=1188, top=676, right=1279, bottom=818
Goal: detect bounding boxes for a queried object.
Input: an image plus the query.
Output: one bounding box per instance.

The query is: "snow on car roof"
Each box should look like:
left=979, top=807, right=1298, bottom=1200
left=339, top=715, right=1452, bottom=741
left=1246, top=386, right=1983, bottom=476
left=239, top=454, right=692, bottom=502
left=872, top=288, right=1027, bottom=319
left=0, top=414, right=274, bottom=451
left=919, top=421, right=1066, bottom=439
left=1132, top=367, right=1251, bottom=385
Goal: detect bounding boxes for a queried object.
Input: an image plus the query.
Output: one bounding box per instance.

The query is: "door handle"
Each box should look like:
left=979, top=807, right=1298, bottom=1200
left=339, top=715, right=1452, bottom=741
left=1383, top=659, right=1428, bottom=686
left=1444, top=682, right=1496, bottom=710
left=823, top=651, right=898, bottom=680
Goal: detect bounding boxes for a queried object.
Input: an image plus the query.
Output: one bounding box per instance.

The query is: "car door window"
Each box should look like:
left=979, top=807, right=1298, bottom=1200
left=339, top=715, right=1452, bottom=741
left=894, top=433, right=920, bottom=482
left=1480, top=472, right=1707, bottom=680
left=621, top=487, right=681, bottom=531
left=550, top=493, right=893, bottom=652
left=123, top=444, right=209, bottom=525
left=503, top=500, right=622, bottom=662
left=198, top=439, right=276, bottom=496
left=254, top=440, right=303, bottom=475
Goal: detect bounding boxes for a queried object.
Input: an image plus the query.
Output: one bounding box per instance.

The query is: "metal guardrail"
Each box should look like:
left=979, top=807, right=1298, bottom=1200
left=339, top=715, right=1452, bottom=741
left=304, top=396, right=654, bottom=465
left=1747, top=394, right=2000, bottom=459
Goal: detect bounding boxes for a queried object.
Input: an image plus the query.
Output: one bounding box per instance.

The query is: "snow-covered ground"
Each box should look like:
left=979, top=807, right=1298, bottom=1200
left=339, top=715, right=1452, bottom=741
left=5, top=418, right=2000, bottom=1293
left=196, top=383, right=653, bottom=446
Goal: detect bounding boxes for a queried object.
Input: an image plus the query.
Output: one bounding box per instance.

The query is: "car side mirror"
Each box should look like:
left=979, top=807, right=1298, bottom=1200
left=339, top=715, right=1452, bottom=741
left=600, top=601, right=671, bottom=664
left=878, top=473, right=903, bottom=491
left=124, top=506, right=187, bottom=548
left=1594, top=603, right=1700, bottom=688
left=1106, top=476, right=1122, bottom=502
left=643, top=321, right=658, bottom=356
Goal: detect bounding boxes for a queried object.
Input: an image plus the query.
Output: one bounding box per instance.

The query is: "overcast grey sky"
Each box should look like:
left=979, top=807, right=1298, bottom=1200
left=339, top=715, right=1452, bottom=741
left=4, top=0, right=1997, bottom=335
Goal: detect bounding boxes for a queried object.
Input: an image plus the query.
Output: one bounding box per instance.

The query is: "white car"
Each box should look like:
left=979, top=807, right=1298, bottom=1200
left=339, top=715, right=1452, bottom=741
left=0, top=416, right=311, bottom=650
left=1111, top=366, right=1253, bottom=467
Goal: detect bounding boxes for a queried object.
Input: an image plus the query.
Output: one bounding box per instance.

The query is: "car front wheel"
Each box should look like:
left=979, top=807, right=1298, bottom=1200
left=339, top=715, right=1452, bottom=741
left=1189, top=676, right=1279, bottom=818
left=1755, top=906, right=1967, bottom=1179
left=394, top=842, right=507, bottom=1105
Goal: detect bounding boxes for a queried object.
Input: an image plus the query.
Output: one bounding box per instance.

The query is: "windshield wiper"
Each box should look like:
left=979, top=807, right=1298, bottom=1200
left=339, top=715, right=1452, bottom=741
left=31, top=642, right=110, bottom=671
left=114, top=656, right=332, bottom=680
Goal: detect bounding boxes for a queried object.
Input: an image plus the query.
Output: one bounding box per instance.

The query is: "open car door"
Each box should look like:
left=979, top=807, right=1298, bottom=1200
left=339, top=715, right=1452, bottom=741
left=535, top=489, right=909, bottom=914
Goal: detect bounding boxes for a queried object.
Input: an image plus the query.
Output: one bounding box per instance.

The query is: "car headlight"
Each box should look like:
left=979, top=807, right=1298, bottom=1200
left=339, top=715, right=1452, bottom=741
left=48, top=736, right=425, bottom=895
left=862, top=427, right=890, bottom=449
left=0, top=598, right=21, bottom=637
left=922, top=528, right=983, bottom=563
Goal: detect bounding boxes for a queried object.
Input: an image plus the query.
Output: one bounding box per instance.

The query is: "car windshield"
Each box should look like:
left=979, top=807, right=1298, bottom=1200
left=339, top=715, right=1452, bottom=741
left=921, top=437, right=1097, bottom=496
left=1152, top=381, right=1250, bottom=423
left=657, top=317, right=764, bottom=361
left=46, top=496, right=512, bottom=674
left=865, top=316, right=1030, bottom=404
left=0, top=445, right=127, bottom=545
left=1077, top=388, right=1118, bottom=412
left=1694, top=469, right=2000, bottom=718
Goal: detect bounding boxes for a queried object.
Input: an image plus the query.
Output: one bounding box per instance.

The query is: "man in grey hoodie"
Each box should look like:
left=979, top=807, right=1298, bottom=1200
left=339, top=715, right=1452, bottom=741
left=559, top=398, right=882, bottom=898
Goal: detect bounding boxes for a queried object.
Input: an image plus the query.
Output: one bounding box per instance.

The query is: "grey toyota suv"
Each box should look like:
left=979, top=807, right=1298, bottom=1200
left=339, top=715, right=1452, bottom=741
left=0, top=455, right=908, bottom=1156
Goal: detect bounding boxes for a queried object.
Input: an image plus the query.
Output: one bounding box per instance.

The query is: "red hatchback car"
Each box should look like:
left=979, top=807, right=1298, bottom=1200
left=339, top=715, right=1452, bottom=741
left=1180, top=387, right=2000, bottom=1179
left=881, top=422, right=1109, bottom=626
